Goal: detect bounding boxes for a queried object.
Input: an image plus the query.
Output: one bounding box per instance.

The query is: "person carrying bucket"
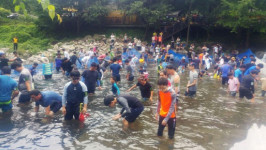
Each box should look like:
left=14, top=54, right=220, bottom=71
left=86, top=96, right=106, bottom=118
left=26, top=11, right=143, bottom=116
left=62, top=70, right=88, bottom=120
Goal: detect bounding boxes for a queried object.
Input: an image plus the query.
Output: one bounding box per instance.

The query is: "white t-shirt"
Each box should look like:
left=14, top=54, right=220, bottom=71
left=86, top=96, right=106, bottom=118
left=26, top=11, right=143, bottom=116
left=128, top=42, right=133, bottom=49
left=82, top=56, right=91, bottom=65
left=111, top=35, right=115, bottom=40
left=64, top=51, right=70, bottom=59
left=141, top=46, right=146, bottom=53
left=228, top=77, right=239, bottom=91
left=137, top=40, right=141, bottom=47
left=155, top=47, right=160, bottom=53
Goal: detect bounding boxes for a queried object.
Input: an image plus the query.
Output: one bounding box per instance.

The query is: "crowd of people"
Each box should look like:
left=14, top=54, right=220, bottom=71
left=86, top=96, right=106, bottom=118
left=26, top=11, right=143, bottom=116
left=0, top=32, right=265, bottom=140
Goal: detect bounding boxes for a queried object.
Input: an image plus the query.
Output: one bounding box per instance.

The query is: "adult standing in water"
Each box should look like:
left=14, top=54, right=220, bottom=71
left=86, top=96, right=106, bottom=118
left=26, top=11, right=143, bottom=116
left=185, top=63, right=198, bottom=97
left=61, top=58, right=73, bottom=77
left=81, top=62, right=99, bottom=95
left=110, top=58, right=122, bottom=83
left=166, top=65, right=180, bottom=103
left=0, top=66, right=19, bottom=114
left=42, top=57, right=52, bottom=80
left=11, top=62, right=33, bottom=103
left=62, top=70, right=88, bottom=120
left=239, top=70, right=258, bottom=102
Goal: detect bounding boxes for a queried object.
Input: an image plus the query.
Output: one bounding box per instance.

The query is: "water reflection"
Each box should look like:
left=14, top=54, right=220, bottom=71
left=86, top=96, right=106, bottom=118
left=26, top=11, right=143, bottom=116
left=0, top=64, right=265, bottom=150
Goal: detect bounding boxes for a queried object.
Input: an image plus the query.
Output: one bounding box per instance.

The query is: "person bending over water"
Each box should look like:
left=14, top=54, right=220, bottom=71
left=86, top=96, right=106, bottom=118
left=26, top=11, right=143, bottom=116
left=30, top=90, right=62, bottom=117
left=104, top=95, right=144, bottom=130
left=62, top=71, right=88, bottom=120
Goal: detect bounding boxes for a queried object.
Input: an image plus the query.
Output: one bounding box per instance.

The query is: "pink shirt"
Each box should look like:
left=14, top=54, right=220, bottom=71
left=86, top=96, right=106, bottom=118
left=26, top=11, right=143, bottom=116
left=228, top=77, right=239, bottom=91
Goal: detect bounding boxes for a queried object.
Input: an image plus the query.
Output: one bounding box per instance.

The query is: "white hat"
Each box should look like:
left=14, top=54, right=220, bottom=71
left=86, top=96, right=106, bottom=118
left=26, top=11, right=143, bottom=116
left=41, top=57, right=49, bottom=64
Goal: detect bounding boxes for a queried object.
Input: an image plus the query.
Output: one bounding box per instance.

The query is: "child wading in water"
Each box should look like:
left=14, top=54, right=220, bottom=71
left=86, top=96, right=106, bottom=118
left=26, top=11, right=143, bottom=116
left=227, top=72, right=240, bottom=97
left=156, top=77, right=177, bottom=139
left=111, top=76, right=120, bottom=96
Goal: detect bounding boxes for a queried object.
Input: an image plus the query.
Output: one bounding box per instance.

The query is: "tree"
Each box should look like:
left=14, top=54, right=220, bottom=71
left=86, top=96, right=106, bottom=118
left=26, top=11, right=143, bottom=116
left=217, top=0, right=266, bottom=47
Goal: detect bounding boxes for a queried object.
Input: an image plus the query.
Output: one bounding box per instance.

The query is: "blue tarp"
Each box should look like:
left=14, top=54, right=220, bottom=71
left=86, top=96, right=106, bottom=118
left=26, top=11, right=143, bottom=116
left=237, top=49, right=255, bottom=64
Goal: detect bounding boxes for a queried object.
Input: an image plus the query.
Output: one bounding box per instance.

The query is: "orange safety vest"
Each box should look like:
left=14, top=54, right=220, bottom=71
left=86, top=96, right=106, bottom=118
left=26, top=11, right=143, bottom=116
left=158, top=36, right=162, bottom=42
left=159, top=91, right=175, bottom=118
left=198, top=53, right=203, bottom=60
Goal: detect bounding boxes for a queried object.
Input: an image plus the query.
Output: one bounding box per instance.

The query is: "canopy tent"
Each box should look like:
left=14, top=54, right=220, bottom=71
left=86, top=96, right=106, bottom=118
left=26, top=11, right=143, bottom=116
left=237, top=49, right=256, bottom=64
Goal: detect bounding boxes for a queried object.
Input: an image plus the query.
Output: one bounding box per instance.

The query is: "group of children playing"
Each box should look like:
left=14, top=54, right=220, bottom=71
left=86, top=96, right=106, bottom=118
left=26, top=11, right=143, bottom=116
left=1, top=33, right=265, bottom=141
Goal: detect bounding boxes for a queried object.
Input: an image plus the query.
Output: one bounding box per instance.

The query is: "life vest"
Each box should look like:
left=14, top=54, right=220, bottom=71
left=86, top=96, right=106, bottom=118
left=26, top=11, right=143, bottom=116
left=198, top=53, right=203, bottom=60
left=158, top=36, right=162, bottom=42
left=67, top=82, right=85, bottom=104
left=155, top=36, right=158, bottom=41
left=159, top=91, right=175, bottom=118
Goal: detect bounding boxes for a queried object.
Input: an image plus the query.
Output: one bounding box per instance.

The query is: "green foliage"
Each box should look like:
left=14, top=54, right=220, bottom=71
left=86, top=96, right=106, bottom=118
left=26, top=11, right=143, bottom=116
left=0, top=7, right=11, bottom=17
left=218, top=0, right=266, bottom=33
left=0, top=18, right=54, bottom=55
left=82, top=1, right=108, bottom=24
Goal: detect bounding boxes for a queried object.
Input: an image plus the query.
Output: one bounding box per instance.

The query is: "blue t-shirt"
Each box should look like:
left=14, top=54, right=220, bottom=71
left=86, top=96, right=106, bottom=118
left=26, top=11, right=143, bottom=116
left=0, top=75, right=17, bottom=102
left=234, top=69, right=243, bottom=82
left=110, top=63, right=121, bottom=76
left=30, top=66, right=37, bottom=76
left=55, top=58, right=62, bottom=68
left=35, top=91, right=62, bottom=107
left=221, top=64, right=232, bottom=77
left=244, top=66, right=259, bottom=76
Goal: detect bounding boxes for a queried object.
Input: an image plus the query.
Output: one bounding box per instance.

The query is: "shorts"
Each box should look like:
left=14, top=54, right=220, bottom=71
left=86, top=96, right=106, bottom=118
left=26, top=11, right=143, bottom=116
left=262, top=90, right=266, bottom=97
left=142, top=98, right=149, bottom=101
left=125, top=106, right=144, bottom=123
left=128, top=76, right=134, bottom=81
left=50, top=101, right=62, bottom=113
left=222, top=77, right=229, bottom=85
left=230, top=91, right=237, bottom=97
left=86, top=84, right=96, bottom=94
left=0, top=101, right=12, bottom=112
left=65, top=103, right=80, bottom=120
left=157, top=116, right=176, bottom=139
left=185, top=90, right=196, bottom=97
left=44, top=75, right=52, bottom=79
left=19, top=92, right=31, bottom=103
left=56, top=67, right=60, bottom=72
left=114, top=74, right=121, bottom=82
left=239, top=87, right=253, bottom=99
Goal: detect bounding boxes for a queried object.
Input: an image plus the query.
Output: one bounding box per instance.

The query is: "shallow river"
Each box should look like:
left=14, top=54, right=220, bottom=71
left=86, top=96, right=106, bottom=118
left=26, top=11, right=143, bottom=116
left=0, top=63, right=265, bottom=150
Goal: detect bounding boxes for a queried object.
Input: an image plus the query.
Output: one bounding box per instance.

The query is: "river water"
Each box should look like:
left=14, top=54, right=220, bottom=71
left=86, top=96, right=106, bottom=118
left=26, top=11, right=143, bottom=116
left=0, top=63, right=265, bottom=150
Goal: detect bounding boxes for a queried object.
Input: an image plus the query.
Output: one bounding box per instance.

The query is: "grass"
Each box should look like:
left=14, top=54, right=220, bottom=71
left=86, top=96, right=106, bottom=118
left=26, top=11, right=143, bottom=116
left=0, top=16, right=54, bottom=56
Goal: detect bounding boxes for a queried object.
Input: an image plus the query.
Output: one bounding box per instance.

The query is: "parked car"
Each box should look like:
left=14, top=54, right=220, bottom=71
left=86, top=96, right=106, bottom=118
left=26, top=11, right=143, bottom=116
left=7, top=13, right=19, bottom=19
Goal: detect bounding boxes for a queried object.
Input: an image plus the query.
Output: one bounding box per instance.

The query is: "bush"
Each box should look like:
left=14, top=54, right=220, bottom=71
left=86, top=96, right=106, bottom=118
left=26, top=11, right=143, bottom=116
left=0, top=7, right=11, bottom=17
